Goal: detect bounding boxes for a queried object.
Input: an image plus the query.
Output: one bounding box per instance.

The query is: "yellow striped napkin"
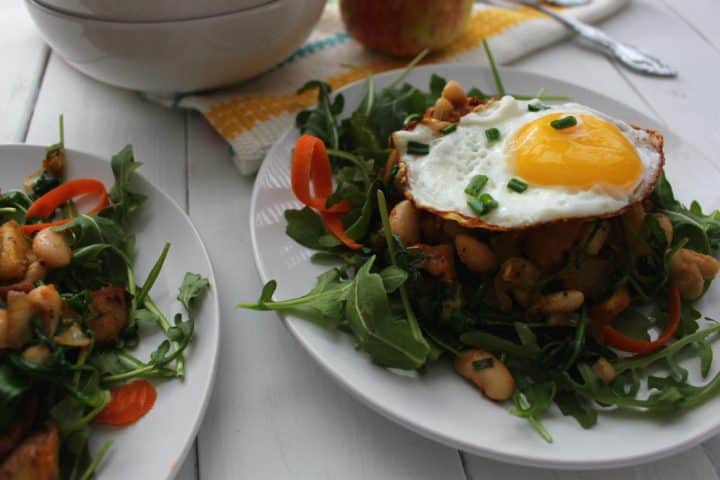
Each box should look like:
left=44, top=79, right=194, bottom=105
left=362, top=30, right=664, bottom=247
left=154, top=0, right=628, bottom=175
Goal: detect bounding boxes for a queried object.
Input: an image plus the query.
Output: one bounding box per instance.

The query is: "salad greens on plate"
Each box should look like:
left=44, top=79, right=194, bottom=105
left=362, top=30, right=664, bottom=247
left=0, top=121, right=210, bottom=478
left=240, top=44, right=720, bottom=442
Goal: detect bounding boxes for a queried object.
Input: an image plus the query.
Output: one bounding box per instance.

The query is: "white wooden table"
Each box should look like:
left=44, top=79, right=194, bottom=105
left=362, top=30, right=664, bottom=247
left=3, top=1, right=720, bottom=478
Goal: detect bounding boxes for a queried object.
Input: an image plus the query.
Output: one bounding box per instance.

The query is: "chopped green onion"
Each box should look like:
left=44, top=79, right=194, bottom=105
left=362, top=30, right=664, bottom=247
left=528, top=102, right=550, bottom=112
left=468, top=193, right=498, bottom=216
left=464, top=175, right=488, bottom=197
left=507, top=178, right=528, bottom=193
left=407, top=141, right=430, bottom=155
left=441, top=124, right=458, bottom=135
left=473, top=358, right=494, bottom=370
left=485, top=128, right=501, bottom=144
left=403, top=113, right=421, bottom=126
left=551, top=115, right=577, bottom=130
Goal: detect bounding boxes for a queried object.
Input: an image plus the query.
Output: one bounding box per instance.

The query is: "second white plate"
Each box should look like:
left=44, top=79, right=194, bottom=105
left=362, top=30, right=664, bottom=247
left=0, top=145, right=220, bottom=479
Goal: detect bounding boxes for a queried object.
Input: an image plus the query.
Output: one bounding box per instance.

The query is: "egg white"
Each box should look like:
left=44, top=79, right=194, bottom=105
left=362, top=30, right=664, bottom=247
left=392, top=96, right=663, bottom=229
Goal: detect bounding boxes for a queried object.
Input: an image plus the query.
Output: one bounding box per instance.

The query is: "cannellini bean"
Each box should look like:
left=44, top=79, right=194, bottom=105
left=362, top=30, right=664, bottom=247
left=22, top=344, right=51, bottom=365
left=530, top=290, right=585, bottom=315
left=389, top=200, right=420, bottom=246
left=32, top=228, right=72, bottom=269
left=455, top=234, right=497, bottom=273
left=670, top=248, right=720, bottom=300
left=441, top=80, right=467, bottom=107
left=592, top=357, right=616, bottom=383
left=432, top=97, right=454, bottom=121
left=454, top=349, right=515, bottom=401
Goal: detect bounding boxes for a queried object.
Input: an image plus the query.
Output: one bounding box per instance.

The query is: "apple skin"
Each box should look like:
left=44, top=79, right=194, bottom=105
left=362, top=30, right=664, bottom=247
left=339, top=0, right=474, bottom=57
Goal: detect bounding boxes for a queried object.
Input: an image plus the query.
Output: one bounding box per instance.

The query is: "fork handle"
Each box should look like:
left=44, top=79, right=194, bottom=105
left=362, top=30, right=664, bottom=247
left=518, top=1, right=677, bottom=77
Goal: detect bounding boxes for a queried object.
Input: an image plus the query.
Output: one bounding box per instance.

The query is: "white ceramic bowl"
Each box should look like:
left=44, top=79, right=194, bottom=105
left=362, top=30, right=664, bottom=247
left=35, top=0, right=269, bottom=22
left=25, top=0, right=325, bottom=94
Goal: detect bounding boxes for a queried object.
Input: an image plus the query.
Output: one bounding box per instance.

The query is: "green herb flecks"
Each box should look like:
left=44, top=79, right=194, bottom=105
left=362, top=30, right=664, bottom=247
left=507, top=178, right=528, bottom=193
left=407, top=141, right=430, bottom=155
left=464, top=175, right=489, bottom=197
left=551, top=116, right=578, bottom=130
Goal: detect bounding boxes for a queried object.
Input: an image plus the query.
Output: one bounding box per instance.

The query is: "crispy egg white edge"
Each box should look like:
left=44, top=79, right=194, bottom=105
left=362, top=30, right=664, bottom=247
left=392, top=96, right=663, bottom=229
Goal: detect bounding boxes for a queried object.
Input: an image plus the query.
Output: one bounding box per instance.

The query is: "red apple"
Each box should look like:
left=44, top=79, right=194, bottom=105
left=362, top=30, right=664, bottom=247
left=339, top=0, right=474, bottom=57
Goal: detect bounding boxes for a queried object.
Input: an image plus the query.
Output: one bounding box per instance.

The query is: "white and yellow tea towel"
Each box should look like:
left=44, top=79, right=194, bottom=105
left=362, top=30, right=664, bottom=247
left=157, top=0, right=629, bottom=175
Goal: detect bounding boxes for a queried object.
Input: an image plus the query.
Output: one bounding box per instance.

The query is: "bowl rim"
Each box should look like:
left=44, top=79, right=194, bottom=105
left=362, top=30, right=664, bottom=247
left=26, top=0, right=301, bottom=24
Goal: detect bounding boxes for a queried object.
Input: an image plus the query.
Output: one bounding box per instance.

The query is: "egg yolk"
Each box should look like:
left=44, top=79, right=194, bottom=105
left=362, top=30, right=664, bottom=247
left=509, top=113, right=643, bottom=189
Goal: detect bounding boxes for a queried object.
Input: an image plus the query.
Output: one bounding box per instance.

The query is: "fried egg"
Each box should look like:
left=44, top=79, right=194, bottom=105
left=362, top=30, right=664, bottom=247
left=392, top=96, right=664, bottom=230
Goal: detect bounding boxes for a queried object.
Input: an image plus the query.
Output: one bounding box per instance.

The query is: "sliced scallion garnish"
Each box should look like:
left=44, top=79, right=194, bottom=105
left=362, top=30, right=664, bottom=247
left=464, top=175, right=488, bottom=197
left=528, top=102, right=550, bottom=112
left=441, top=124, right=458, bottom=135
left=507, top=178, right=528, bottom=193
left=551, top=115, right=577, bottom=130
left=467, top=193, right=498, bottom=216
left=485, top=128, right=501, bottom=144
left=407, top=141, right=430, bottom=155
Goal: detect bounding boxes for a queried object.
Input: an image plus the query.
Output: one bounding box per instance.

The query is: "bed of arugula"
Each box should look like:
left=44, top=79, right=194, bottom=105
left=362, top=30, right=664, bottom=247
left=0, top=143, right=210, bottom=478
left=240, top=47, right=720, bottom=441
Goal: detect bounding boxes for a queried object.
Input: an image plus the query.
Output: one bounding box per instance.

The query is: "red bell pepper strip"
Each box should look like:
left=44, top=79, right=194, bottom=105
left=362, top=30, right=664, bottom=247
left=22, top=178, right=109, bottom=235
left=602, top=281, right=681, bottom=354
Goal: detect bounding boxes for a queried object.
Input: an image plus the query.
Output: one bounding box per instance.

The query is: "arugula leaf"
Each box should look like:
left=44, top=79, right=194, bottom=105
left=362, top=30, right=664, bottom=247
left=554, top=389, right=597, bottom=429
left=345, top=184, right=377, bottom=242
left=103, top=145, right=147, bottom=227
left=429, top=74, right=447, bottom=99
left=178, top=272, right=211, bottom=312
left=0, top=189, right=32, bottom=224
left=346, top=256, right=429, bottom=369
left=342, top=112, right=387, bottom=168
left=379, top=266, right=408, bottom=293
left=0, top=365, right=30, bottom=432
left=509, top=380, right=556, bottom=443
left=238, top=269, right=352, bottom=329
left=285, top=207, right=341, bottom=250
left=652, top=171, right=720, bottom=253
left=612, top=307, right=654, bottom=341
left=296, top=81, right=344, bottom=149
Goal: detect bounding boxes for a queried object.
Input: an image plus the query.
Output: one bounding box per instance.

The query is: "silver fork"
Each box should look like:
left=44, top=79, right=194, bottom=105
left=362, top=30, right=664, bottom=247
left=485, top=0, right=677, bottom=77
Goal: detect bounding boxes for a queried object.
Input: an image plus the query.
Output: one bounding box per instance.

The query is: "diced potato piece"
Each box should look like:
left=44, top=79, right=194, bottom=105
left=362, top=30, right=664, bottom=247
left=0, top=424, right=59, bottom=480
left=88, top=286, right=129, bottom=344
left=0, top=222, right=29, bottom=282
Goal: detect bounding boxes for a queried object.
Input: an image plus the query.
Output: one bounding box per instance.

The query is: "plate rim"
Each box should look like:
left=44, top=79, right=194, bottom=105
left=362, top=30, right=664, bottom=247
left=0, top=143, right=221, bottom=479
left=249, top=64, right=720, bottom=470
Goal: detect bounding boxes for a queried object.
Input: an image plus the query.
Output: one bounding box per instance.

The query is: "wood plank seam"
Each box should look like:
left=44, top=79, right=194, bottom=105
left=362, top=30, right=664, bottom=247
left=660, top=0, right=720, bottom=54
left=19, top=47, right=50, bottom=142
left=459, top=451, right=471, bottom=480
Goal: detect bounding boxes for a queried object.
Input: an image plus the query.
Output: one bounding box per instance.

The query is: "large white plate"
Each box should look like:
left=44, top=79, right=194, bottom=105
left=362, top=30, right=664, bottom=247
left=0, top=145, right=219, bottom=479
left=250, top=65, right=720, bottom=470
